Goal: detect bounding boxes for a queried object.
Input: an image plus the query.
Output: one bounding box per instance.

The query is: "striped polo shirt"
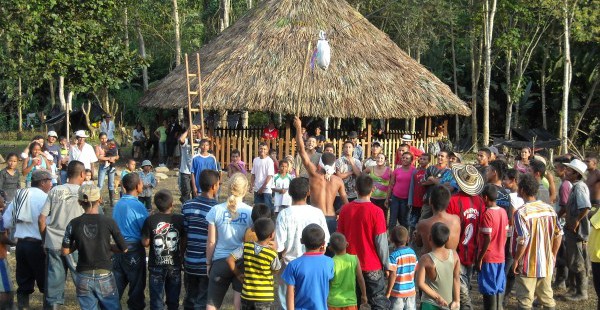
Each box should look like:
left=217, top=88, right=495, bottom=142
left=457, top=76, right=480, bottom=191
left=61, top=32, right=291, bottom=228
left=389, top=246, right=418, bottom=297
left=181, top=195, right=218, bottom=275
left=234, top=242, right=280, bottom=301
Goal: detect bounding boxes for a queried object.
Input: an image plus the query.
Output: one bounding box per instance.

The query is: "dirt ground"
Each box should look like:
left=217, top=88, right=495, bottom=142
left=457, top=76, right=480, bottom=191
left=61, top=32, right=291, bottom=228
left=0, top=143, right=597, bottom=309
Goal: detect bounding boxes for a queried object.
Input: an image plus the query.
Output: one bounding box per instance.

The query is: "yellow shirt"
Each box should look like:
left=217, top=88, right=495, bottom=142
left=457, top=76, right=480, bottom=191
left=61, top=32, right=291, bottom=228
left=588, top=211, right=600, bottom=263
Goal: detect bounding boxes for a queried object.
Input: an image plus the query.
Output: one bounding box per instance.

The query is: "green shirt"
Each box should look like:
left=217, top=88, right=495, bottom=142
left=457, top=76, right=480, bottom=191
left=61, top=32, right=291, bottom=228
left=156, top=126, right=167, bottom=142
left=328, top=253, right=358, bottom=307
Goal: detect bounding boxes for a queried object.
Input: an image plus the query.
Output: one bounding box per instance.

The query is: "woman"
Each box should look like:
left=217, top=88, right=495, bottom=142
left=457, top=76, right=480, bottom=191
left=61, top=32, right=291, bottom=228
left=515, top=146, right=532, bottom=173
left=206, top=173, right=252, bottom=310
left=155, top=120, right=168, bottom=166
left=95, top=132, right=119, bottom=207
left=22, top=142, right=50, bottom=187
left=365, top=153, right=391, bottom=213
left=335, top=141, right=362, bottom=202
left=388, top=152, right=415, bottom=230
left=132, top=123, right=146, bottom=159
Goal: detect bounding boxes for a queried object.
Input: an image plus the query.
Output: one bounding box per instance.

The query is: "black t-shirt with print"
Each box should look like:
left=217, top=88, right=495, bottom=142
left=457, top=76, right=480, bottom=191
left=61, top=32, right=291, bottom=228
left=142, top=213, right=184, bottom=267
left=63, top=214, right=127, bottom=272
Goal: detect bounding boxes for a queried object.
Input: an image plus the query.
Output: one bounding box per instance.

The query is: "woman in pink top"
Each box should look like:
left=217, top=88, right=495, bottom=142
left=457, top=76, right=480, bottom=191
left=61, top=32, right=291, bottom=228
left=387, top=152, right=415, bottom=230
left=514, top=147, right=532, bottom=173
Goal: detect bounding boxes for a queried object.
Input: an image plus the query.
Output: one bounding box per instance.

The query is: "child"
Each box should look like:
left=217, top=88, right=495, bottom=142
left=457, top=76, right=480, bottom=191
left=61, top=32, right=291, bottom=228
left=227, top=218, right=281, bottom=309
left=0, top=153, right=21, bottom=204
left=272, top=161, right=293, bottom=215
left=328, top=232, right=367, bottom=309
left=58, top=137, right=70, bottom=184
left=251, top=142, right=275, bottom=211
left=387, top=226, right=418, bottom=310
left=82, top=169, right=94, bottom=186
left=416, top=222, right=460, bottom=310
left=270, top=149, right=279, bottom=174
left=281, top=224, right=334, bottom=310
left=119, top=159, right=137, bottom=196
left=190, top=139, right=218, bottom=196
left=0, top=191, right=14, bottom=309
left=475, top=185, right=508, bottom=309
left=104, top=139, right=119, bottom=173
left=284, top=155, right=296, bottom=178
left=227, top=149, right=247, bottom=177
left=244, top=203, right=272, bottom=243
left=138, top=160, right=158, bottom=211
left=142, top=189, right=184, bottom=310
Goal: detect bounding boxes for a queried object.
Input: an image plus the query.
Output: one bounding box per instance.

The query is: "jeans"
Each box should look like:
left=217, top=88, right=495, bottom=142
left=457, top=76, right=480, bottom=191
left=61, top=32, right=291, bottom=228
left=149, top=266, right=182, bottom=310
left=59, top=170, right=68, bottom=185
left=241, top=299, right=273, bottom=310
left=159, top=142, right=167, bottom=164
left=565, top=233, right=589, bottom=295
left=459, top=264, right=473, bottom=310
left=361, top=270, right=390, bottom=310
left=97, top=164, right=115, bottom=191
left=15, top=239, right=46, bottom=295
left=408, top=207, right=421, bottom=231
left=75, top=272, right=121, bottom=310
left=253, top=192, right=274, bottom=212
left=389, top=196, right=409, bottom=230
left=45, top=249, right=78, bottom=306
left=183, top=273, right=209, bottom=310
left=390, top=295, right=416, bottom=310
left=112, top=244, right=146, bottom=310
left=179, top=173, right=192, bottom=203
left=139, top=196, right=153, bottom=211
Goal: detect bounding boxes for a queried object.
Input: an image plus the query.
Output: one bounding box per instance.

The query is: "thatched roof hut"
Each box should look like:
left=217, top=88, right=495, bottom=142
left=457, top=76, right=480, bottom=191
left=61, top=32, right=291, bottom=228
left=139, top=0, right=471, bottom=119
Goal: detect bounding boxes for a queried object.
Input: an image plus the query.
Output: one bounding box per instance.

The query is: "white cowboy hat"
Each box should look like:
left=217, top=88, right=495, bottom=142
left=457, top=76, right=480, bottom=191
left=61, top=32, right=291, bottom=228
left=564, top=159, right=587, bottom=180
left=451, top=164, right=484, bottom=196
left=401, top=134, right=413, bottom=142
left=74, top=130, right=89, bottom=138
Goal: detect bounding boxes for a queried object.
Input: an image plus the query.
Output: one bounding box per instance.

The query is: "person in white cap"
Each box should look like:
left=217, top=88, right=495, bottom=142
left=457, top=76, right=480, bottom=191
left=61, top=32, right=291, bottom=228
left=69, top=130, right=98, bottom=173
left=100, top=114, right=115, bottom=140
left=560, top=158, right=591, bottom=301
left=44, top=131, right=61, bottom=169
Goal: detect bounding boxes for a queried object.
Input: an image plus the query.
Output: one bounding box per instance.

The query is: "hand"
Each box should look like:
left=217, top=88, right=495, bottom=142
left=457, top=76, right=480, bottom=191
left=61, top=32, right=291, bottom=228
left=32, top=157, right=40, bottom=166
left=361, top=295, right=368, bottom=305
left=293, top=116, right=302, bottom=129
left=384, top=199, right=389, bottom=208
left=207, top=264, right=212, bottom=275
left=192, top=189, right=198, bottom=197
left=512, top=261, right=520, bottom=275
left=281, top=189, right=287, bottom=194
left=434, top=294, right=448, bottom=307
left=449, top=301, right=459, bottom=310
left=235, top=273, right=245, bottom=284
left=475, top=258, right=483, bottom=272
left=258, top=186, right=265, bottom=194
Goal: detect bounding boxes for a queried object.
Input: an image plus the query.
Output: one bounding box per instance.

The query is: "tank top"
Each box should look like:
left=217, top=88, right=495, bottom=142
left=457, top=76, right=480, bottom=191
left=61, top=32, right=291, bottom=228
left=26, top=156, right=48, bottom=182
left=422, top=249, right=455, bottom=308
left=370, top=166, right=391, bottom=199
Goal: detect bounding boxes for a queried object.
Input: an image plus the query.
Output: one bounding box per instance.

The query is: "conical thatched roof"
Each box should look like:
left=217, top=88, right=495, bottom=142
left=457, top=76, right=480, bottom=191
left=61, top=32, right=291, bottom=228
left=138, top=0, right=471, bottom=118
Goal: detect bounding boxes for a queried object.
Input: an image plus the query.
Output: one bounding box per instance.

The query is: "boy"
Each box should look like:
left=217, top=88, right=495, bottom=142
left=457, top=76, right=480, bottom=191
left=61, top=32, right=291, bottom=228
left=387, top=226, right=418, bottom=310
left=61, top=184, right=128, bottom=309
left=227, top=218, right=281, bottom=309
left=272, top=161, right=293, bottom=215
left=328, top=232, right=367, bottom=309
left=138, top=160, right=158, bottom=211
left=282, top=224, right=334, bottom=310
left=191, top=139, right=218, bottom=197
left=120, top=159, right=137, bottom=196
left=416, top=222, right=460, bottom=310
left=270, top=149, right=279, bottom=174
left=475, top=184, right=509, bottom=310
left=227, top=149, right=247, bottom=177
left=142, top=189, right=185, bottom=310
left=244, top=203, right=272, bottom=243
left=251, top=142, right=275, bottom=211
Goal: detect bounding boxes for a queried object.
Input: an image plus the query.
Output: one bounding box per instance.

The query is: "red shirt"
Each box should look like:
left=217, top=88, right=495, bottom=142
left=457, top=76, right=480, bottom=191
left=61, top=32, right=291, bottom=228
left=262, top=127, right=278, bottom=140
left=337, top=201, right=387, bottom=272
left=447, top=193, right=486, bottom=266
left=479, top=207, right=509, bottom=263
left=411, top=168, right=427, bottom=208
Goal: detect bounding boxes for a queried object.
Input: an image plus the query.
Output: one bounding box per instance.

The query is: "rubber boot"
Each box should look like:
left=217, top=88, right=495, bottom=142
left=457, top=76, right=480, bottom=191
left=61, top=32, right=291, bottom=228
left=496, top=293, right=504, bottom=310
left=565, top=272, right=588, bottom=301
left=16, top=293, right=28, bottom=310
left=108, top=190, right=115, bottom=209
left=482, top=294, right=497, bottom=310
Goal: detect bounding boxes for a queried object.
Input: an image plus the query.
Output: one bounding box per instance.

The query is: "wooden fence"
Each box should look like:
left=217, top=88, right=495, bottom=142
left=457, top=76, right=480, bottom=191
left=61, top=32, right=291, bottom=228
left=212, top=126, right=421, bottom=140
left=210, top=135, right=445, bottom=170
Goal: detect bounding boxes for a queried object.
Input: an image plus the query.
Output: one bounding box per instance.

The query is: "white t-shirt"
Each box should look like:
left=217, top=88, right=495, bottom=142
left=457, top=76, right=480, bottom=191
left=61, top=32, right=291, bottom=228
left=251, top=156, right=275, bottom=193
left=70, top=143, right=98, bottom=170
left=273, top=173, right=294, bottom=207
left=275, top=204, right=330, bottom=264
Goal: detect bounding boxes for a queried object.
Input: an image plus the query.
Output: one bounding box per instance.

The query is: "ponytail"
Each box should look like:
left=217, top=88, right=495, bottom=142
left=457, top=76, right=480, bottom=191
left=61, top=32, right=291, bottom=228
left=226, top=173, right=249, bottom=220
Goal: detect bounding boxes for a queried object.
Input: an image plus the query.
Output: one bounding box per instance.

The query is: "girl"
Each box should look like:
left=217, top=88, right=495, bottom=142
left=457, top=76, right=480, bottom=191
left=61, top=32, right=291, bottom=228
left=514, top=147, right=532, bottom=174
left=388, top=152, right=415, bottom=230
left=82, top=169, right=94, bottom=186
left=0, top=153, right=20, bottom=203
left=365, top=153, right=391, bottom=214
left=22, top=142, right=50, bottom=187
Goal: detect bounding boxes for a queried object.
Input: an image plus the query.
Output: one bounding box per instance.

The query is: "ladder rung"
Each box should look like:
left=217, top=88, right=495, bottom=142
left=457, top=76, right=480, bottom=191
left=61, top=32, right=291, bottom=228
left=187, top=74, right=197, bottom=77
left=189, top=108, right=200, bottom=112
left=188, top=91, right=198, bottom=95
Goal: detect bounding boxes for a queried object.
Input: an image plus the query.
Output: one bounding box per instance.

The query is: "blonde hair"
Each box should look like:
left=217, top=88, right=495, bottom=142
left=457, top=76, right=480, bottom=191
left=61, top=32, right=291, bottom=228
left=226, top=173, right=249, bottom=220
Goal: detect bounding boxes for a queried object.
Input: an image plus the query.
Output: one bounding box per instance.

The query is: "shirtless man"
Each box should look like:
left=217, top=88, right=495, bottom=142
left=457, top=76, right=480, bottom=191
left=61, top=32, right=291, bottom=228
left=293, top=117, right=348, bottom=233
left=414, top=185, right=461, bottom=256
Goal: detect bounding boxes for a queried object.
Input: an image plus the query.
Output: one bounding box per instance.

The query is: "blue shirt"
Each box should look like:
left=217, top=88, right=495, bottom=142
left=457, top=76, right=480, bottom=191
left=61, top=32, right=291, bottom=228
left=182, top=195, right=218, bottom=275
left=389, top=246, right=418, bottom=297
left=112, top=195, right=148, bottom=242
left=205, top=201, right=252, bottom=261
left=191, top=154, right=218, bottom=191
left=282, top=252, right=334, bottom=310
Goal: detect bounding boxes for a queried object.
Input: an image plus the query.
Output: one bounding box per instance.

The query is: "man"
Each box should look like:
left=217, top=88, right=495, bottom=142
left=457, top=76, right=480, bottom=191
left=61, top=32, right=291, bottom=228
left=251, top=142, right=275, bottom=211
left=552, top=157, right=573, bottom=290
left=178, top=128, right=194, bottom=203
left=294, top=136, right=321, bottom=178
left=348, top=131, right=363, bottom=161
left=585, top=155, right=600, bottom=211
left=476, top=148, right=491, bottom=178
left=100, top=114, right=115, bottom=140
left=166, top=116, right=182, bottom=168
left=561, top=159, right=592, bottom=301
left=398, top=135, right=423, bottom=163
left=112, top=173, right=149, bottom=310
left=447, top=164, right=486, bottom=310
left=44, top=131, right=61, bottom=171
left=414, top=185, right=461, bottom=255
left=262, top=121, right=279, bottom=140
left=487, top=146, right=499, bottom=161
left=420, top=151, right=458, bottom=220
left=323, top=143, right=335, bottom=155
left=363, top=141, right=382, bottom=171
left=293, top=117, right=347, bottom=232
left=512, top=174, right=562, bottom=309
left=528, top=159, right=551, bottom=204
left=276, top=177, right=330, bottom=310
left=38, top=161, right=86, bottom=309
left=4, top=171, right=52, bottom=309
left=337, top=174, right=390, bottom=310
left=69, top=130, right=98, bottom=172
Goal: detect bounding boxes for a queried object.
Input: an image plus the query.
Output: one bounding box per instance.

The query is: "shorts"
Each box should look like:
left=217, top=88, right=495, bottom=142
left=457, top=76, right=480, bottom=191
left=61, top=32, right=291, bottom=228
left=207, top=258, right=242, bottom=308
left=478, top=262, right=506, bottom=295
left=0, top=258, right=13, bottom=293
left=328, top=306, right=358, bottom=310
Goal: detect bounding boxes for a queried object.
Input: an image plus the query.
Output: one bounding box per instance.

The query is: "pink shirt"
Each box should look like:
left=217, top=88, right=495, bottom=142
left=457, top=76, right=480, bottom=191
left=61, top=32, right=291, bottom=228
left=392, top=167, right=415, bottom=199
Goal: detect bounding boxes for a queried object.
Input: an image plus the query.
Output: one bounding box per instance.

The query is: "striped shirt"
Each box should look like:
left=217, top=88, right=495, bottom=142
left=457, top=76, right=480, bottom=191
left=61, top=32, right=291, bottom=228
left=512, top=200, right=563, bottom=278
left=231, top=242, right=281, bottom=302
left=182, top=195, right=218, bottom=275
left=389, top=246, right=418, bottom=297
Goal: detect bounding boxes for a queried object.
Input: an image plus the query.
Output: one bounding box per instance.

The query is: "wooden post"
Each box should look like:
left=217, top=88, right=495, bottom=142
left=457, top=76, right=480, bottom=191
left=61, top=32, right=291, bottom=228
left=427, top=117, right=432, bottom=136
left=422, top=118, right=427, bottom=140
left=324, top=117, right=329, bottom=140
left=196, top=53, right=206, bottom=139
left=366, top=122, right=372, bottom=159
left=285, top=121, right=291, bottom=155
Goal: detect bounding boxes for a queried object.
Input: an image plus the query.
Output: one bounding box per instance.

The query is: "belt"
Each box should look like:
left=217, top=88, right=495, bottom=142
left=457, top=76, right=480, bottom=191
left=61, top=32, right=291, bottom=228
left=20, top=237, right=41, bottom=242
left=80, top=269, right=111, bottom=276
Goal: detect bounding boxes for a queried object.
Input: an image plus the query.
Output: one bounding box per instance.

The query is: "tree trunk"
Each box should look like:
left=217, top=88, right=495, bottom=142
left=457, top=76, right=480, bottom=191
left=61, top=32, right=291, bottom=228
left=482, top=0, right=497, bottom=146
left=18, top=78, right=23, bottom=132
left=136, top=21, right=149, bottom=91
left=561, top=0, right=572, bottom=154
left=513, top=66, right=524, bottom=128
left=247, top=0, right=253, bottom=9
left=541, top=47, right=548, bottom=129
left=172, top=0, right=181, bottom=67
left=124, top=8, right=129, bottom=50
left=569, top=70, right=598, bottom=142
left=219, top=0, right=231, bottom=32
left=470, top=33, right=482, bottom=151
left=504, top=49, right=512, bottom=139
left=451, top=24, right=460, bottom=144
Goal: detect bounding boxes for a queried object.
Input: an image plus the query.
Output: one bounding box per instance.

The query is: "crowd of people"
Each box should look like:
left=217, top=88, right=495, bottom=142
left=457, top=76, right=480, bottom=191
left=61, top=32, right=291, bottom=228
left=0, top=118, right=599, bottom=310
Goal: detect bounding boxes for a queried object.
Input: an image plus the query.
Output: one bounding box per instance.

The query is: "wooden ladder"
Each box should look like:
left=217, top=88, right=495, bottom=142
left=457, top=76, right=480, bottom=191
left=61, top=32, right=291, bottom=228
left=184, top=53, right=206, bottom=152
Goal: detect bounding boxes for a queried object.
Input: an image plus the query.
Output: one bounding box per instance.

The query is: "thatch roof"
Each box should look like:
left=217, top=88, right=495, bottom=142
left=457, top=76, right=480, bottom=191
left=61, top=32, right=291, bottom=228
left=138, top=0, right=471, bottom=118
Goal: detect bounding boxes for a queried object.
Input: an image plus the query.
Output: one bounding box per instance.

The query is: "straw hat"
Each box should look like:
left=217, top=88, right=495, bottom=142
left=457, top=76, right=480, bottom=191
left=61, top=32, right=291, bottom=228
left=564, top=159, right=587, bottom=180
left=78, top=184, right=101, bottom=203
left=451, top=164, right=484, bottom=196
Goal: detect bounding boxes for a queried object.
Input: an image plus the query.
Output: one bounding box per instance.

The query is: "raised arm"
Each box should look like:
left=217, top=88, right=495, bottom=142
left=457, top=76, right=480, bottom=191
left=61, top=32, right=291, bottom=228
left=293, top=117, right=317, bottom=177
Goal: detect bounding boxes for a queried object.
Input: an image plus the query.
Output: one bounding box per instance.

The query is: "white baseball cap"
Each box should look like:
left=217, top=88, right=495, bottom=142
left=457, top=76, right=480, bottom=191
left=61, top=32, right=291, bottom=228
left=74, top=130, right=89, bottom=138
left=47, top=131, right=58, bottom=138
